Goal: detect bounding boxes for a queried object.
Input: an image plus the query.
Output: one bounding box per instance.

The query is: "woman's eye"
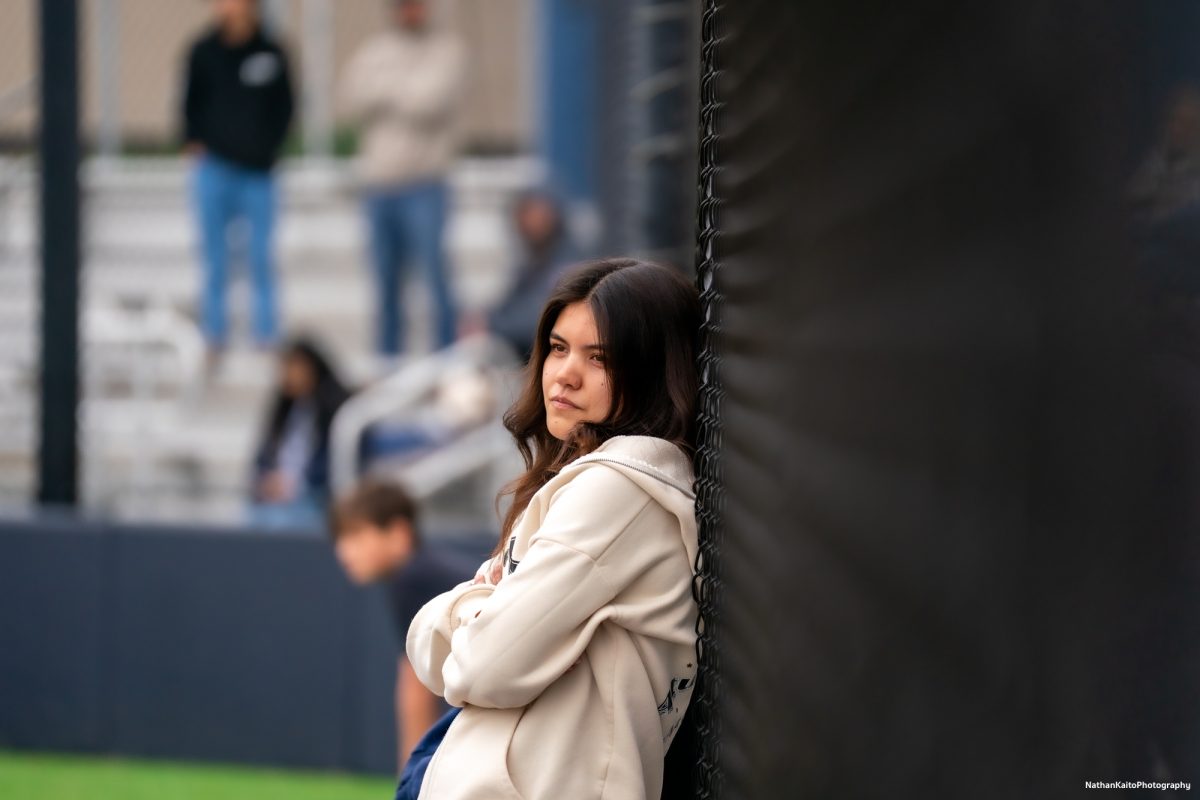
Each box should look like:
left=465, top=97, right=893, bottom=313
left=550, top=343, right=566, bottom=354
left=590, top=353, right=606, bottom=364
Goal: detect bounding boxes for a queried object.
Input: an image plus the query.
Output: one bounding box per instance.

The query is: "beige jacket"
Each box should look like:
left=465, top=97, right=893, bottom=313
left=407, top=435, right=699, bottom=800
left=338, top=29, right=466, bottom=188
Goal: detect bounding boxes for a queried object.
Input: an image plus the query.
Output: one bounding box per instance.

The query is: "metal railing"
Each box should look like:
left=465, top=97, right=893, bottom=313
left=329, top=334, right=522, bottom=500
left=0, top=77, right=35, bottom=254
left=80, top=305, right=207, bottom=512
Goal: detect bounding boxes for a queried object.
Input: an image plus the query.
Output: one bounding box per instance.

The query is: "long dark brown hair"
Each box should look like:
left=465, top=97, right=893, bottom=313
left=496, top=258, right=701, bottom=550
left=254, top=336, right=350, bottom=496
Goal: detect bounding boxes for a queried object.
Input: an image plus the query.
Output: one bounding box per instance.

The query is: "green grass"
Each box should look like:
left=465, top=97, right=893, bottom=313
left=0, top=751, right=393, bottom=800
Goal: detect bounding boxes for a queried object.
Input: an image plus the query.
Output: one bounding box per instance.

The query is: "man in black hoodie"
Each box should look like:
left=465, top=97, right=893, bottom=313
left=182, top=0, right=294, bottom=359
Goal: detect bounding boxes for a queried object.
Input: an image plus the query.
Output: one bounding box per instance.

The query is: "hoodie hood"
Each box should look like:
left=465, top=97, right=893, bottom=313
left=561, top=435, right=698, bottom=567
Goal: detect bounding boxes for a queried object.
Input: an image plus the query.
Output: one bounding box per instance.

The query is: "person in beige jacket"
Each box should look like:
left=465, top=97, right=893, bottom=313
left=406, top=258, right=702, bottom=799
left=338, top=0, right=466, bottom=355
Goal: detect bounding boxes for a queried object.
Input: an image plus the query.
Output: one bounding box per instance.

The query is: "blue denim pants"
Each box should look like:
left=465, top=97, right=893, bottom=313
left=191, top=154, right=280, bottom=347
left=364, top=181, right=457, bottom=355
left=395, top=707, right=461, bottom=800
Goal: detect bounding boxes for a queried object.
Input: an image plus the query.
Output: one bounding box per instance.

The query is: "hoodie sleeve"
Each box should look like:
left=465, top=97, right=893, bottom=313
left=336, top=42, right=381, bottom=123
left=391, top=39, right=467, bottom=126
left=406, top=466, right=657, bottom=708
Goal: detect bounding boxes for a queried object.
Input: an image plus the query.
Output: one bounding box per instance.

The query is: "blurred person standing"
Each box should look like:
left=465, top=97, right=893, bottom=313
left=182, top=0, right=294, bottom=360
left=338, top=0, right=467, bottom=356
left=251, top=337, right=350, bottom=528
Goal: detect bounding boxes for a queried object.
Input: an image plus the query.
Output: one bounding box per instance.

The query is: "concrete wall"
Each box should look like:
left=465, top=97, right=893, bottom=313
left=0, top=0, right=530, bottom=151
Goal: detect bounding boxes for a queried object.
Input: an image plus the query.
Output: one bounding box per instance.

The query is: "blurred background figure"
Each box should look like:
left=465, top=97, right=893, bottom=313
left=251, top=336, right=349, bottom=528
left=338, top=0, right=467, bottom=357
left=473, top=187, right=574, bottom=361
left=1132, top=84, right=1200, bottom=300
left=330, top=480, right=477, bottom=768
left=183, top=0, right=294, bottom=362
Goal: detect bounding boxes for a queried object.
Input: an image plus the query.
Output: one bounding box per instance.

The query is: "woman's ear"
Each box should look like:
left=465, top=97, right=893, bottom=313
left=385, top=519, right=417, bottom=559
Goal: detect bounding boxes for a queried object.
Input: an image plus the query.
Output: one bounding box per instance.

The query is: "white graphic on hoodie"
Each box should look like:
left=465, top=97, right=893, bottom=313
left=240, top=52, right=280, bottom=87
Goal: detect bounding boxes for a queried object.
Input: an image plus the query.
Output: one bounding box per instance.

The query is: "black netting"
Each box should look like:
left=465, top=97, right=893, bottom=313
left=689, top=0, right=724, bottom=797
left=685, top=1, right=1199, bottom=798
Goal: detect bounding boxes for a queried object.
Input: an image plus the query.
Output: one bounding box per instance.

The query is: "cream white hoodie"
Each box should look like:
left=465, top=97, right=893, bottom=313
left=407, top=435, right=699, bottom=800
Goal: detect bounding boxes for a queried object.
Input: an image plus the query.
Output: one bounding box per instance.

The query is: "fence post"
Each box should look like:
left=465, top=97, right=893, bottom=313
left=38, top=0, right=82, bottom=507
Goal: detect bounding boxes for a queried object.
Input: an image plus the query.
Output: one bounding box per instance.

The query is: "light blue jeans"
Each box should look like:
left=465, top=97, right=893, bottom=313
left=191, top=154, right=280, bottom=347
left=246, top=492, right=324, bottom=532
left=365, top=181, right=456, bottom=355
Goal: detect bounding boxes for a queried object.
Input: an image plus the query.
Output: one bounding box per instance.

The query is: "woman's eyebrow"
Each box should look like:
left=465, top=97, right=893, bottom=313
left=548, top=331, right=603, bottom=350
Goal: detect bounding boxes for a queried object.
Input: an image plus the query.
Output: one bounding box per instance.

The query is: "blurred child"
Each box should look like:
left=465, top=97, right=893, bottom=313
left=329, top=480, right=475, bottom=772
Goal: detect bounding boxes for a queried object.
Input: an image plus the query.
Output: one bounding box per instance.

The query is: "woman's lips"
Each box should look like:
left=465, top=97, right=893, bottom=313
left=550, top=396, right=580, bottom=410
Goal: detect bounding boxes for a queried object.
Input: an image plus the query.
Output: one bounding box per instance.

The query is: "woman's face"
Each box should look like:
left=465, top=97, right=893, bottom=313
left=541, top=301, right=612, bottom=440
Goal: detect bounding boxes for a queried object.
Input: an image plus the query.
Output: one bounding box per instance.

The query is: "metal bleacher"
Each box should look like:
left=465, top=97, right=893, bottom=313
left=0, top=155, right=544, bottom=527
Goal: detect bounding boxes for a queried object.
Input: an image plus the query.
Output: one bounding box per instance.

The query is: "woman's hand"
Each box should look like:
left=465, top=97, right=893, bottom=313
left=471, top=556, right=506, bottom=586
left=468, top=557, right=504, bottom=619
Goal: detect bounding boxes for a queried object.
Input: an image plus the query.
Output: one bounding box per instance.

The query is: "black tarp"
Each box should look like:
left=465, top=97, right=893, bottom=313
left=698, top=1, right=1199, bottom=797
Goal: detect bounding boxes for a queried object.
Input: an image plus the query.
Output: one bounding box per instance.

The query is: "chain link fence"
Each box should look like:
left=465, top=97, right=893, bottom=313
left=689, top=0, right=724, bottom=796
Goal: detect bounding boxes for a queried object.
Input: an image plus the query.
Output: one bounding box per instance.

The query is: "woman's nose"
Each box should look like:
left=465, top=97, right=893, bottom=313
left=554, top=355, right=583, bottom=387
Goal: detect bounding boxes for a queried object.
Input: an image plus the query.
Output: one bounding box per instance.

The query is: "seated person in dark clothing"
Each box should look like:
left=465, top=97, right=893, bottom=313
left=250, top=337, right=349, bottom=529
left=329, top=480, right=476, bottom=770
left=470, top=187, right=574, bottom=361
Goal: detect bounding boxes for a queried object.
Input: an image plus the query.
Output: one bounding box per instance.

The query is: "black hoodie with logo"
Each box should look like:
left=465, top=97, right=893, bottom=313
left=182, top=26, right=294, bottom=172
